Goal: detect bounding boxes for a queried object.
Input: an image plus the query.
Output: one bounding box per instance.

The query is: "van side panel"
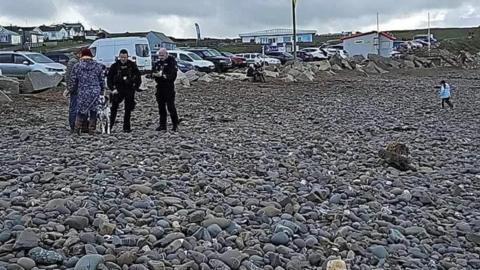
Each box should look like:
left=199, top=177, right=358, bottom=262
left=96, top=45, right=115, bottom=68
left=90, top=37, right=152, bottom=71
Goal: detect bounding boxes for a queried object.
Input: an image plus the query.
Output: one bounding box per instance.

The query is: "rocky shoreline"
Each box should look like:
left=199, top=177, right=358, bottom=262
left=1, top=68, right=479, bottom=269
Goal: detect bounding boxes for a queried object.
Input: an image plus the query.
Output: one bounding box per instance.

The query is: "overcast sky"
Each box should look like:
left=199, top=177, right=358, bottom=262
left=0, top=0, right=479, bottom=38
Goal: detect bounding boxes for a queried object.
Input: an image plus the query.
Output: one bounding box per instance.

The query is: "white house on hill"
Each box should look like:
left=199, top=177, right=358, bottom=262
left=0, top=26, right=21, bottom=45
left=35, top=25, right=68, bottom=41
left=63, top=23, right=85, bottom=39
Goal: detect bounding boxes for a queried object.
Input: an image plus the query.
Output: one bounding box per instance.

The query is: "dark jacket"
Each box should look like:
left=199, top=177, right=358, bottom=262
left=107, top=60, right=141, bottom=91
left=152, top=55, right=177, bottom=91
left=246, top=66, right=255, bottom=77
left=66, top=57, right=79, bottom=94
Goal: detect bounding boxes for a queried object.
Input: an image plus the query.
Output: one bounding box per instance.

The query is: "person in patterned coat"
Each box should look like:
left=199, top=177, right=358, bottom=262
left=69, top=48, right=105, bottom=135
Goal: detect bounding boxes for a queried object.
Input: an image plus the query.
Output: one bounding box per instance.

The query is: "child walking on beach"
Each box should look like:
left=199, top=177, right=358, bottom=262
left=439, top=80, right=454, bottom=109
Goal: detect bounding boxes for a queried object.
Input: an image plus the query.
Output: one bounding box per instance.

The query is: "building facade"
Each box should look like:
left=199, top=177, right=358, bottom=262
left=146, top=31, right=176, bottom=52
left=63, top=23, right=85, bottom=39
left=239, top=29, right=316, bottom=45
left=4, top=26, right=44, bottom=48
left=85, top=30, right=99, bottom=41
left=342, top=31, right=395, bottom=58
left=35, top=25, right=69, bottom=41
left=0, top=27, right=21, bottom=45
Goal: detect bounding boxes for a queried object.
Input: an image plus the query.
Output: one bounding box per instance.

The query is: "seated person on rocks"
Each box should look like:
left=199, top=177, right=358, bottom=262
left=246, top=63, right=266, bottom=83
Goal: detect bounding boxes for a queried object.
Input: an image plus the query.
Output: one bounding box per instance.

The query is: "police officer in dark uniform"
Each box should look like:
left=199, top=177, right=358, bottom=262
left=107, top=49, right=141, bottom=133
left=152, top=48, right=179, bottom=132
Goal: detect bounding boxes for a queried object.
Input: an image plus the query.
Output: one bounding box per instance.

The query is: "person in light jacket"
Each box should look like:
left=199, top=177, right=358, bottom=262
left=439, top=80, right=454, bottom=109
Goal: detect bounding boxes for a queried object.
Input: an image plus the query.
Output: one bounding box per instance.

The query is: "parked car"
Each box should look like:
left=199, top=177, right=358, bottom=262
left=44, top=52, right=72, bottom=66
left=176, top=60, right=195, bottom=73
left=295, top=51, right=315, bottom=62
left=393, top=40, right=406, bottom=50
left=221, top=51, right=247, bottom=67
left=235, top=53, right=281, bottom=66
left=151, top=53, right=195, bottom=73
left=413, top=34, right=437, bottom=44
left=0, top=51, right=66, bottom=78
left=265, top=51, right=295, bottom=65
left=299, top=48, right=328, bottom=60
left=167, top=50, right=215, bottom=73
left=324, top=48, right=349, bottom=59
left=407, top=40, right=423, bottom=49
left=390, top=50, right=402, bottom=58
left=328, top=44, right=344, bottom=50
left=89, top=37, right=152, bottom=72
left=183, top=48, right=232, bottom=72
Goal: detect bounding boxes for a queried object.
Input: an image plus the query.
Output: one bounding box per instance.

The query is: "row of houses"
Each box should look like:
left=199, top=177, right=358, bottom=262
left=0, top=23, right=106, bottom=47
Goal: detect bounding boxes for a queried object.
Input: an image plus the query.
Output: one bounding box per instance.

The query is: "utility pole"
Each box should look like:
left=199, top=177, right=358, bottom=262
left=292, top=0, right=297, bottom=61
left=376, top=12, right=380, bottom=55
left=428, top=12, right=431, bottom=56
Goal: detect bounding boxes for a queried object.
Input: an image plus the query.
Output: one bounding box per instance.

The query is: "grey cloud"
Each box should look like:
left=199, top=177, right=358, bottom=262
left=0, top=0, right=57, bottom=20
left=0, top=0, right=478, bottom=38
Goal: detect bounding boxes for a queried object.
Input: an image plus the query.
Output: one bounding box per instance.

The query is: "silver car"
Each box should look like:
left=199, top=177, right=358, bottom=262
left=0, top=51, right=66, bottom=78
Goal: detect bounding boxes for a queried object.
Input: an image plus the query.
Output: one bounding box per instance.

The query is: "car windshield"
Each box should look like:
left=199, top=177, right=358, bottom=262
left=188, top=53, right=203, bottom=60
left=199, top=50, right=214, bottom=57
left=208, top=49, right=222, bottom=56
left=222, top=52, right=234, bottom=57
left=27, top=53, right=54, bottom=63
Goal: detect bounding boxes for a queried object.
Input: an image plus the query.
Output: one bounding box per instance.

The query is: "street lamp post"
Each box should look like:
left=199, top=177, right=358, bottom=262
left=292, top=0, right=297, bottom=61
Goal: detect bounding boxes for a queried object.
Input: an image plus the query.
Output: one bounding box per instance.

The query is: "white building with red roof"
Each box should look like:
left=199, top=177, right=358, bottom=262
left=342, top=31, right=396, bottom=58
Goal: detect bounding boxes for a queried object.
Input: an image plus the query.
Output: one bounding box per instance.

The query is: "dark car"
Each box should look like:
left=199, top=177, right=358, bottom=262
left=265, top=51, right=295, bottom=65
left=221, top=51, right=247, bottom=67
left=184, top=48, right=232, bottom=72
left=295, top=51, right=314, bottom=62
left=44, top=52, right=72, bottom=66
left=151, top=54, right=195, bottom=73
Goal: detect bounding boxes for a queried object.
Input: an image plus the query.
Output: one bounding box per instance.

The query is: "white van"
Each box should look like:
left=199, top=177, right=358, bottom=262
left=167, top=50, right=215, bottom=73
left=89, top=37, right=152, bottom=72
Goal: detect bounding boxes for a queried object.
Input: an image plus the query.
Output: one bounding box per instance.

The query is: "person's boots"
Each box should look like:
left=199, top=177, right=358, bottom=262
left=88, top=118, right=97, bottom=135
left=156, top=114, right=167, bottom=132
left=123, top=110, right=132, bottom=133
left=81, top=121, right=89, bottom=133
left=172, top=121, right=178, bottom=132
left=156, top=124, right=167, bottom=132
left=73, top=118, right=83, bottom=135
left=171, top=112, right=179, bottom=132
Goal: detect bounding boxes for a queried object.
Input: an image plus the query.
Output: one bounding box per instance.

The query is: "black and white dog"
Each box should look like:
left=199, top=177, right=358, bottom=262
left=97, top=95, right=111, bottom=134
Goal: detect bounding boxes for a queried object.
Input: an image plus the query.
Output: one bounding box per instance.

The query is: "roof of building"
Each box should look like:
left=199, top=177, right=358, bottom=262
left=148, top=31, right=175, bottom=44
left=4, top=26, right=42, bottom=34
left=63, top=23, right=84, bottom=31
left=37, top=25, right=65, bottom=32
left=341, top=31, right=396, bottom=41
left=107, top=31, right=175, bottom=43
left=85, top=30, right=98, bottom=36
left=239, top=28, right=317, bottom=37
left=0, top=26, right=20, bottom=36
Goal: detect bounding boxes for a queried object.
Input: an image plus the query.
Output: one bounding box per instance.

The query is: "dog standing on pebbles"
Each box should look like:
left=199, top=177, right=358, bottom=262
left=97, top=95, right=111, bottom=134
